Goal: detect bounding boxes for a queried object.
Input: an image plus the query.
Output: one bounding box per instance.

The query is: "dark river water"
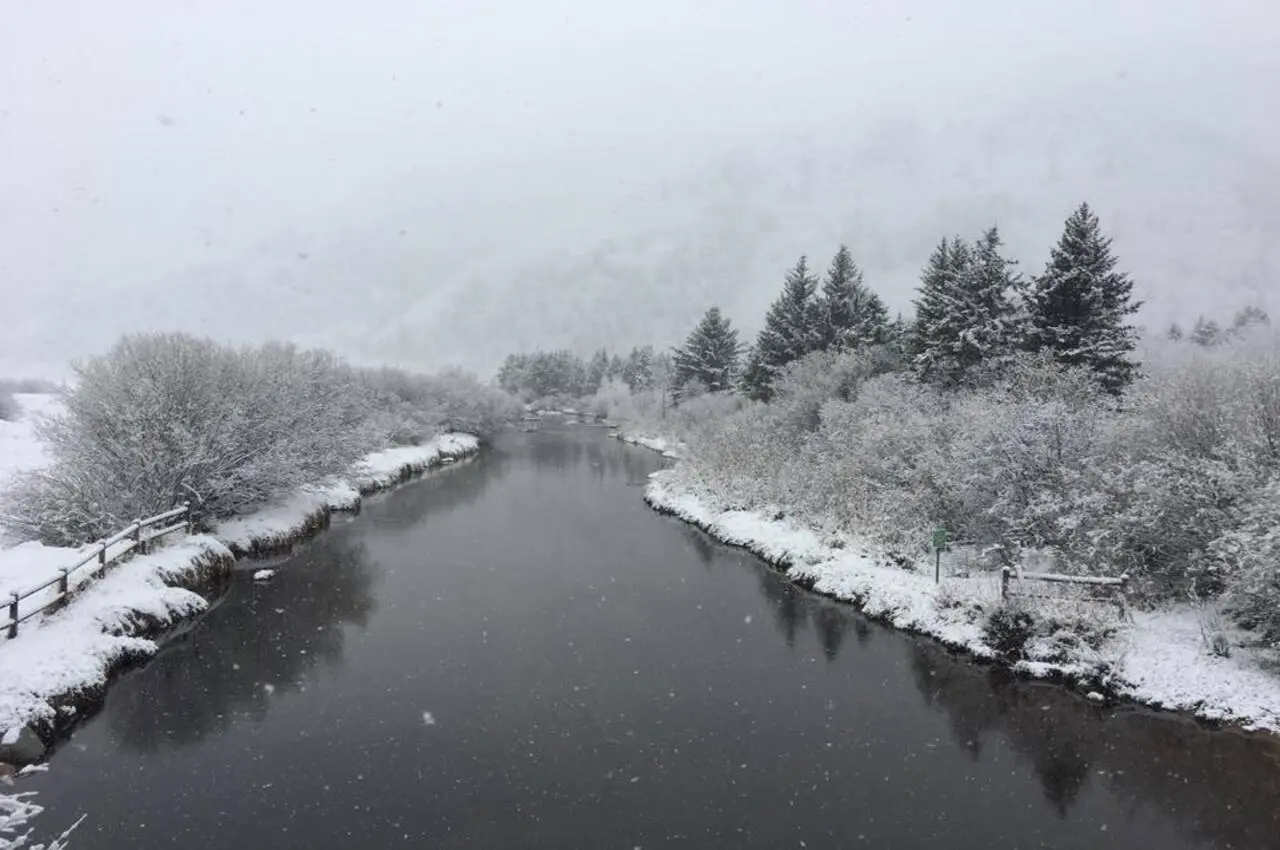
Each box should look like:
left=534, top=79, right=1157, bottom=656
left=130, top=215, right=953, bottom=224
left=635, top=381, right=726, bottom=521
left=19, top=424, right=1280, bottom=849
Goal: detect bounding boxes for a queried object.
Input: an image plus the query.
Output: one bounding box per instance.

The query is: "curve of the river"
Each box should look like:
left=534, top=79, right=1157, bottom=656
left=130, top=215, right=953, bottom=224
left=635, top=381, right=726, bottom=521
left=18, top=424, right=1280, bottom=849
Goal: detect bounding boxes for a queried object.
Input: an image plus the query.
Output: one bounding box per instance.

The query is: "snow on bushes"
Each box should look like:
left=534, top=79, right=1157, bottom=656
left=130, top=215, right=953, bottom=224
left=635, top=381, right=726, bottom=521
left=0, top=333, right=515, bottom=547
left=653, top=328, right=1280, bottom=640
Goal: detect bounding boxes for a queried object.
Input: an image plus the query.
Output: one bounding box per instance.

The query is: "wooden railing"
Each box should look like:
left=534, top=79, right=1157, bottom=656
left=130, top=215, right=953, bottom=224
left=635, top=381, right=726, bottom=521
left=4, top=503, right=191, bottom=640
left=1001, top=566, right=1128, bottom=614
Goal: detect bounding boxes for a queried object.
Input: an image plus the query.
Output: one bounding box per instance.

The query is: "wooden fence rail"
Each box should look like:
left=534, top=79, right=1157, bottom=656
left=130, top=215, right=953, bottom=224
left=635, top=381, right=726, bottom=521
left=1000, top=566, right=1128, bottom=614
left=3, top=503, right=191, bottom=640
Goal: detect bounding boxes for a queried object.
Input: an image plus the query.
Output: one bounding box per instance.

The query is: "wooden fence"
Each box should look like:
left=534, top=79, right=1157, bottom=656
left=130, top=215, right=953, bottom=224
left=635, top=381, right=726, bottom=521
left=4, top=504, right=191, bottom=640
left=1000, top=566, right=1128, bottom=614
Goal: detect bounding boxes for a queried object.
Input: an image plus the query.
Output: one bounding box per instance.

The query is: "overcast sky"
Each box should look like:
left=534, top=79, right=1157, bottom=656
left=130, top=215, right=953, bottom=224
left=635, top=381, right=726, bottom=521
left=2, top=0, right=1277, bottom=376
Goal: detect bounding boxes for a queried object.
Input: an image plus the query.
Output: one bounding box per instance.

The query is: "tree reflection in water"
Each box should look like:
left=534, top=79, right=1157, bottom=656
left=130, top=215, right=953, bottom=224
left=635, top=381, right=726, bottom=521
left=366, top=450, right=508, bottom=532
left=905, top=640, right=1280, bottom=846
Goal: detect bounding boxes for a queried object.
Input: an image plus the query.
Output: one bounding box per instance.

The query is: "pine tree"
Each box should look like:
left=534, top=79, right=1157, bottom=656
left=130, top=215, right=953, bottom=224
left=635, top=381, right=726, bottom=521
left=1191, top=317, right=1221, bottom=347
left=1231, top=305, right=1270, bottom=333
left=622, top=345, right=655, bottom=393
left=607, top=353, right=625, bottom=381
left=912, top=229, right=1024, bottom=388
left=1027, top=203, right=1141, bottom=392
left=817, top=245, right=889, bottom=352
left=968, top=226, right=1026, bottom=363
left=910, top=237, right=970, bottom=385
left=585, top=348, right=609, bottom=394
left=744, top=256, right=821, bottom=401
left=672, top=307, right=742, bottom=394
left=1166, top=323, right=1184, bottom=342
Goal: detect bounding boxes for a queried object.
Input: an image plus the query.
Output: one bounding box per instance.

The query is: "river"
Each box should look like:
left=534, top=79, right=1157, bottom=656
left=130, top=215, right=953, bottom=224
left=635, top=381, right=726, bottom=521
left=18, top=423, right=1280, bottom=849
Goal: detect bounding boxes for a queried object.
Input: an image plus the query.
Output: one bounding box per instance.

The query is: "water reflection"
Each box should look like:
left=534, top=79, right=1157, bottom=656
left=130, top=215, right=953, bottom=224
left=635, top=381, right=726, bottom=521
left=368, top=452, right=507, bottom=531
left=104, top=532, right=377, bottom=751
left=906, top=640, right=1280, bottom=847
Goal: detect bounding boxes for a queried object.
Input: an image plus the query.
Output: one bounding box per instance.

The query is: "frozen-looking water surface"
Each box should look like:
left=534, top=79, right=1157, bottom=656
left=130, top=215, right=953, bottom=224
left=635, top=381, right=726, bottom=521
left=20, top=426, right=1280, bottom=848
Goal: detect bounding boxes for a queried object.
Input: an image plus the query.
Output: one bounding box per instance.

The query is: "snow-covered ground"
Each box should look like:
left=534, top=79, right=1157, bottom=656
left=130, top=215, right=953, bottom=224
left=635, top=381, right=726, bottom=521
left=350, top=434, right=479, bottom=492
left=0, top=394, right=57, bottom=488
left=645, top=468, right=1280, bottom=734
left=615, top=430, right=685, bottom=459
left=0, top=536, right=233, bottom=748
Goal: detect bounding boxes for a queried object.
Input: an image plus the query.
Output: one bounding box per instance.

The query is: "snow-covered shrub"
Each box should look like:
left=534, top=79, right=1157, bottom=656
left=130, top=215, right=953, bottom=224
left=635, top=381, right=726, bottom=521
left=1, top=334, right=514, bottom=546
left=418, top=369, right=520, bottom=438
left=1209, top=480, right=1280, bottom=646
left=983, top=602, right=1036, bottom=660
left=0, top=390, right=18, bottom=422
left=360, top=367, right=516, bottom=444
left=2, top=334, right=379, bottom=544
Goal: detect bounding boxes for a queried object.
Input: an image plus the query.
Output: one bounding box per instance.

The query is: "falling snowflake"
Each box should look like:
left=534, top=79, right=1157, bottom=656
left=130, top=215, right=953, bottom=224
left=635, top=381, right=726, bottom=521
left=422, top=711, right=437, bottom=726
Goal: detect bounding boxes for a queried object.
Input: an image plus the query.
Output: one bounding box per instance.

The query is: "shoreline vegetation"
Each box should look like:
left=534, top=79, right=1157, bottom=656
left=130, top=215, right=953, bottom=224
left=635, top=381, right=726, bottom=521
left=534, top=206, right=1280, bottom=737
left=628, top=448, right=1280, bottom=735
left=0, top=331, right=516, bottom=766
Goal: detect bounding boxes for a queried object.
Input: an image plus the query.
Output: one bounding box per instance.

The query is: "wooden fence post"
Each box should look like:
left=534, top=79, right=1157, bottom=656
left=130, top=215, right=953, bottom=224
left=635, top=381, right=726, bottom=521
left=58, top=568, right=69, bottom=601
left=7, top=593, right=18, bottom=639
left=1000, top=566, right=1010, bottom=601
left=98, top=542, right=107, bottom=571
left=183, top=501, right=192, bottom=535
left=132, top=519, right=145, bottom=555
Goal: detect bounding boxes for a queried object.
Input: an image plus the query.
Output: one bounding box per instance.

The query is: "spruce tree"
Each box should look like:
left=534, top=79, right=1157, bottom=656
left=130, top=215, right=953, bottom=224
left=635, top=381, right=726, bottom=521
left=912, top=229, right=1023, bottom=388
left=1027, top=203, right=1141, bottom=392
left=672, top=307, right=742, bottom=394
left=817, top=245, right=889, bottom=352
left=911, top=237, right=970, bottom=386
left=585, top=348, right=610, bottom=394
left=1190, top=317, right=1221, bottom=347
left=622, top=345, right=655, bottom=393
left=744, top=256, right=820, bottom=401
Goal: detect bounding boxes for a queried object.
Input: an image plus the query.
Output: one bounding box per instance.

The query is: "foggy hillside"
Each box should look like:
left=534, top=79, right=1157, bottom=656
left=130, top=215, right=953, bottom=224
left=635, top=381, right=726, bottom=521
left=2, top=0, right=1276, bottom=375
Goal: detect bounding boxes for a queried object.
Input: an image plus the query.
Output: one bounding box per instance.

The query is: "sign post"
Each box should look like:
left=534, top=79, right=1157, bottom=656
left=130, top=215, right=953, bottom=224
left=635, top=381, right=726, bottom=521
left=931, top=527, right=950, bottom=584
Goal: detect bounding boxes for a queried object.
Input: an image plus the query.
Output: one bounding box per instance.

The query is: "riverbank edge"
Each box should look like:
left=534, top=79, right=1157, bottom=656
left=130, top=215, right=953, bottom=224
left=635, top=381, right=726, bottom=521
left=0, top=435, right=481, bottom=764
left=624, top=440, right=1280, bottom=737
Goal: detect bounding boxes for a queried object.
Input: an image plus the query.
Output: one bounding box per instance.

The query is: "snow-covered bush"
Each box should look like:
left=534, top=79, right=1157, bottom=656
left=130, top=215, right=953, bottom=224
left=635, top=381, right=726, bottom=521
left=1209, top=480, right=1280, bottom=646
left=1, top=333, right=515, bottom=546
left=418, top=368, right=521, bottom=438
left=635, top=324, right=1280, bottom=626
left=0, top=390, right=18, bottom=422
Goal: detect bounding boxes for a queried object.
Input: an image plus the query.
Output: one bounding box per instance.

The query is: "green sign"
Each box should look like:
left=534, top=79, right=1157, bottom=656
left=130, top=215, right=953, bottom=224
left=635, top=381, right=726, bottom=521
left=931, top=527, right=950, bottom=551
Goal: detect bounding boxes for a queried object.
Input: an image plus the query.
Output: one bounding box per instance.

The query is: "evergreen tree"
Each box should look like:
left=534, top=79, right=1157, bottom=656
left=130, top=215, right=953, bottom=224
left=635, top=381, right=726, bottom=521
left=622, top=345, right=655, bottom=393
left=912, top=228, right=1023, bottom=388
left=1166, top=322, right=1184, bottom=342
left=817, top=245, right=889, bottom=352
left=1190, top=317, right=1221, bottom=347
left=738, top=345, right=767, bottom=398
left=607, top=353, right=625, bottom=381
left=585, top=348, right=609, bottom=394
left=744, top=256, right=821, bottom=401
left=1231, top=305, right=1270, bottom=333
left=911, top=237, right=970, bottom=385
left=1026, top=203, right=1141, bottom=392
left=672, top=307, right=742, bottom=394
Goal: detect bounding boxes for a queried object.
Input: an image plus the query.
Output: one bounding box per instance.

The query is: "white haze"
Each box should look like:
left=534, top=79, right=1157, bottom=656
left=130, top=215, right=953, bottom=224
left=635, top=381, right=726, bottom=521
left=2, top=0, right=1277, bottom=377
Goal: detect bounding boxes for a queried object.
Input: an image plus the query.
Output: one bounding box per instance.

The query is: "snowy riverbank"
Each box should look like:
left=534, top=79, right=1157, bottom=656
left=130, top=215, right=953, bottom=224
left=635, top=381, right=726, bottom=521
left=643, top=465, right=1280, bottom=735
left=614, top=429, right=685, bottom=459
left=0, top=434, right=480, bottom=763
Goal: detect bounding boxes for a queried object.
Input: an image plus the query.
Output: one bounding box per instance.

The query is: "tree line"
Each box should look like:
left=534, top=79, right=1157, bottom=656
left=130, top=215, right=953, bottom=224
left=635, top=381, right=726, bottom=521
left=672, top=203, right=1156, bottom=401
left=497, top=346, right=673, bottom=401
